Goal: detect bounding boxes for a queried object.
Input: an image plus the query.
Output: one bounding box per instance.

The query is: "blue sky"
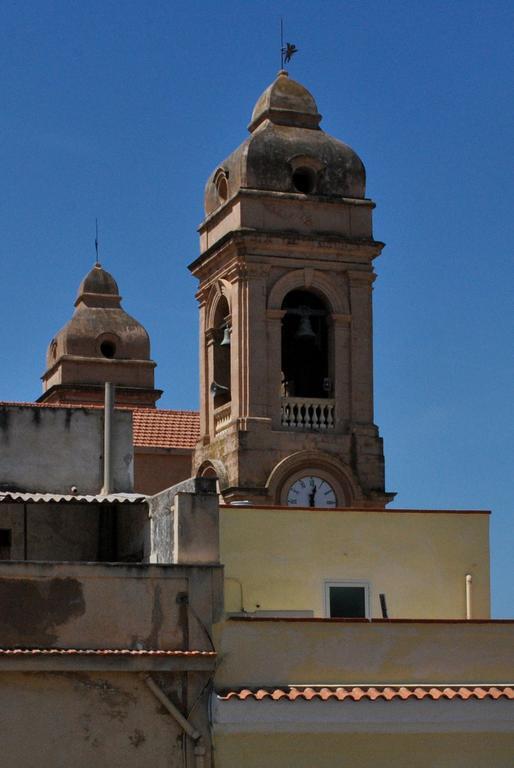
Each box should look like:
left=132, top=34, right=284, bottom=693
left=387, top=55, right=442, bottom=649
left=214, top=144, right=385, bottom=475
left=1, top=1, right=512, bottom=615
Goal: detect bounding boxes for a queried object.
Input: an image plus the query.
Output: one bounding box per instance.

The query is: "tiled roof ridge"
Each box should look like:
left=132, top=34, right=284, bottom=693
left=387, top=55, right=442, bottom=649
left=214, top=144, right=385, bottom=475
left=0, top=648, right=216, bottom=657
left=133, top=406, right=199, bottom=415
left=218, top=685, right=514, bottom=702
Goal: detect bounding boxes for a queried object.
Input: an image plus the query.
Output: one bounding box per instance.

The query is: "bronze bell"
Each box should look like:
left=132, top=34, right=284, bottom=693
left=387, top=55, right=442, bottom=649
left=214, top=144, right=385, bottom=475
left=220, top=325, right=231, bottom=346
left=296, top=315, right=316, bottom=340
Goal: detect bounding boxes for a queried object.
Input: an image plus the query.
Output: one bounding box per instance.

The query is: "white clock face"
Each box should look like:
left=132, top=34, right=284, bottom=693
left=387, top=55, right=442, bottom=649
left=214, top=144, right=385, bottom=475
left=287, top=476, right=337, bottom=508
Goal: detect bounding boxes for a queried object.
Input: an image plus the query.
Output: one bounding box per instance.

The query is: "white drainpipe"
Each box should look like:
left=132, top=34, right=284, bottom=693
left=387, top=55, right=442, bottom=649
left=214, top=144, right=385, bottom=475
left=465, top=574, right=473, bottom=619
left=101, top=382, right=114, bottom=495
left=142, top=674, right=205, bottom=766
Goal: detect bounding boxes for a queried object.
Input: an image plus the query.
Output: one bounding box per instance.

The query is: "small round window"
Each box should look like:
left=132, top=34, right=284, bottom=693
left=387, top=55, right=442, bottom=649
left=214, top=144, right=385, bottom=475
left=100, top=340, right=116, bottom=359
left=292, top=167, right=316, bottom=194
left=216, top=175, right=228, bottom=202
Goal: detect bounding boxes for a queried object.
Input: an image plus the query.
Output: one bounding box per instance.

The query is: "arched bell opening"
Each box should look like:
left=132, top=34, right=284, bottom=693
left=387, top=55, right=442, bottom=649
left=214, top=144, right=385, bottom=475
left=281, top=290, right=331, bottom=399
left=211, top=296, right=231, bottom=408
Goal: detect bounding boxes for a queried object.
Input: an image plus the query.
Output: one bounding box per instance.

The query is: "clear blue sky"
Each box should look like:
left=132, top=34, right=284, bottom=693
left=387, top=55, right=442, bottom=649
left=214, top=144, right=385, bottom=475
left=1, top=1, right=512, bottom=615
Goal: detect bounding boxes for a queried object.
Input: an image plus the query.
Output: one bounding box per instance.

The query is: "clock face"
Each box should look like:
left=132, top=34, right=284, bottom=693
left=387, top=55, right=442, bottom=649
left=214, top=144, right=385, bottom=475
left=287, top=476, right=337, bottom=508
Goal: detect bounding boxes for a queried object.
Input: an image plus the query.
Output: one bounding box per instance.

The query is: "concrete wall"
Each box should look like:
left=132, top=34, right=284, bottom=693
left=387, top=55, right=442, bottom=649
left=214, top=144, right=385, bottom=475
left=0, top=667, right=218, bottom=768
left=0, top=501, right=147, bottom=562
left=0, top=671, right=186, bottom=768
left=212, top=732, right=514, bottom=768
left=220, top=506, right=490, bottom=619
left=149, top=477, right=220, bottom=566
left=0, top=405, right=133, bottom=494
left=215, top=618, right=514, bottom=688
left=0, top=561, right=223, bottom=649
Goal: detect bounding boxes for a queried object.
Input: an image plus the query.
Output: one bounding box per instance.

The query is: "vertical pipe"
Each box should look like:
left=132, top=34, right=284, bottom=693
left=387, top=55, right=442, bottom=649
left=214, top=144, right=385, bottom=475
left=23, top=503, right=28, bottom=560
left=194, top=743, right=206, bottom=768
left=102, top=382, right=114, bottom=495
left=465, top=574, right=473, bottom=619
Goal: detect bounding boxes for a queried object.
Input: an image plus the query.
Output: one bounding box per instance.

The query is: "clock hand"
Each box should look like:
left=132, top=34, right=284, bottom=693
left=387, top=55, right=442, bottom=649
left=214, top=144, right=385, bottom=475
left=308, top=481, right=317, bottom=507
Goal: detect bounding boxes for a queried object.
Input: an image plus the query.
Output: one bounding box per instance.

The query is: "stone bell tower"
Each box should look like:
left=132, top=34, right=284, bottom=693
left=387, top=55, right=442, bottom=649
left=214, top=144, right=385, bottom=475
left=38, top=262, right=162, bottom=407
left=190, top=70, right=393, bottom=508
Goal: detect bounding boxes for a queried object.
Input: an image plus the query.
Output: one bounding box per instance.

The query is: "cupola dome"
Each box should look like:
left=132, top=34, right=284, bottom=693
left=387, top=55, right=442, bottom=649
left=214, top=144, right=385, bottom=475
left=248, top=70, right=321, bottom=132
left=204, top=71, right=366, bottom=216
left=77, top=264, right=120, bottom=303
left=38, top=263, right=161, bottom=408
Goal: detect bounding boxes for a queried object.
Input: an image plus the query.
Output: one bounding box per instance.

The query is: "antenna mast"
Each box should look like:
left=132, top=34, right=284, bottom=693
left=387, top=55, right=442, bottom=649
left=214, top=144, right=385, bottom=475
left=280, top=17, right=284, bottom=69
left=95, top=219, right=100, bottom=267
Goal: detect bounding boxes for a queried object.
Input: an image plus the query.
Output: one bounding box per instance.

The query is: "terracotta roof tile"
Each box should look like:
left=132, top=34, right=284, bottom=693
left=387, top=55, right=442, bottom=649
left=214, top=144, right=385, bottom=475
left=132, top=408, right=199, bottom=449
left=218, top=686, right=514, bottom=702
left=0, top=648, right=216, bottom=657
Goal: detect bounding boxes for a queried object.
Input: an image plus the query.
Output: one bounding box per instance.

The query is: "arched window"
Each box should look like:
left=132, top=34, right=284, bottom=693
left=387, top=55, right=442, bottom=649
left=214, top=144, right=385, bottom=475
left=281, top=290, right=330, bottom=398
left=212, top=296, right=231, bottom=407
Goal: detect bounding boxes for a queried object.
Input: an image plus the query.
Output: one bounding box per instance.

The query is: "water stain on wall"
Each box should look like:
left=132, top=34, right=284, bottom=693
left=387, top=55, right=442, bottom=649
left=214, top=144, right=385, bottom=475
left=0, top=577, right=85, bottom=645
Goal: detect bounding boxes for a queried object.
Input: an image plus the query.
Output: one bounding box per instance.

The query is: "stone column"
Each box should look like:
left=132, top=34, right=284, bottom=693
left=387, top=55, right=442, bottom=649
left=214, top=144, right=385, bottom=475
left=205, top=327, right=217, bottom=439
left=331, top=312, right=352, bottom=431
left=266, top=309, right=286, bottom=429
left=233, top=262, right=270, bottom=423
left=348, top=270, right=375, bottom=425
left=197, top=296, right=209, bottom=441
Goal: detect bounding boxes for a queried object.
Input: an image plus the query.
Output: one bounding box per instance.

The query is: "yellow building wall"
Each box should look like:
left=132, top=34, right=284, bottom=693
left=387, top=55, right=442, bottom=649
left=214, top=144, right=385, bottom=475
left=220, top=507, right=490, bottom=619
left=215, top=619, right=514, bottom=688
left=214, top=733, right=514, bottom=768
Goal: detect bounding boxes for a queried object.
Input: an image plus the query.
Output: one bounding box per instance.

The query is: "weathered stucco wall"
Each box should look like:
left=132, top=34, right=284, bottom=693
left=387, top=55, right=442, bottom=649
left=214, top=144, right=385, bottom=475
left=220, top=506, right=490, bottom=619
left=0, top=561, right=223, bottom=649
left=212, top=732, right=514, bottom=768
left=0, top=671, right=188, bottom=768
left=0, top=405, right=133, bottom=494
left=215, top=618, right=514, bottom=688
left=149, top=477, right=219, bottom=566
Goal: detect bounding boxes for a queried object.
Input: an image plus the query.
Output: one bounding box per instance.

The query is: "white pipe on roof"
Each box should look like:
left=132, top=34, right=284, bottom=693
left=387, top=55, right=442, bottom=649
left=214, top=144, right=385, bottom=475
left=101, top=382, right=115, bottom=495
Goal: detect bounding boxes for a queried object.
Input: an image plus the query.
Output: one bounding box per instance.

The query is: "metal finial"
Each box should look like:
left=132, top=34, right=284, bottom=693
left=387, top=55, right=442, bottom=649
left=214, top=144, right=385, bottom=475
left=95, top=218, right=100, bottom=267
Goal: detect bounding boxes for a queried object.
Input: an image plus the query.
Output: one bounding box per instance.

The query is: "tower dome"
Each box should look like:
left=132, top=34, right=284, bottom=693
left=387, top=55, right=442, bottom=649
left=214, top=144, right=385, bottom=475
left=248, top=69, right=321, bottom=131
left=38, top=263, right=161, bottom=407
left=204, top=70, right=366, bottom=216
left=76, top=263, right=120, bottom=303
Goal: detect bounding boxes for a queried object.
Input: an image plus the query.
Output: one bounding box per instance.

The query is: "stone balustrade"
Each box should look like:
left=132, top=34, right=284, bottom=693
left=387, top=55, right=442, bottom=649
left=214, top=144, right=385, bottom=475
left=280, top=397, right=335, bottom=430
left=214, top=402, right=232, bottom=434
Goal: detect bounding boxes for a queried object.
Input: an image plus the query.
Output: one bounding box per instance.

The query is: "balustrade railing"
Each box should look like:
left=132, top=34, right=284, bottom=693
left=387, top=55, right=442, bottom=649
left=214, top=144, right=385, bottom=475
left=214, top=402, right=232, bottom=434
left=280, top=397, right=335, bottom=430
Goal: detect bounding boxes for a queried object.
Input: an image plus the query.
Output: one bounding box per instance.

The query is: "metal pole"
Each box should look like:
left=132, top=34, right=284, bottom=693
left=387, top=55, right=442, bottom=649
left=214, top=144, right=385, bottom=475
left=102, top=382, right=114, bottom=495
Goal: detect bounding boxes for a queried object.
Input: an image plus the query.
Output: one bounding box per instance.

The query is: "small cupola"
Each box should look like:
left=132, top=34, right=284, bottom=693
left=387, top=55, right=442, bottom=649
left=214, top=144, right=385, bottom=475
left=75, top=263, right=121, bottom=308
left=38, top=263, right=162, bottom=408
left=248, top=69, right=322, bottom=132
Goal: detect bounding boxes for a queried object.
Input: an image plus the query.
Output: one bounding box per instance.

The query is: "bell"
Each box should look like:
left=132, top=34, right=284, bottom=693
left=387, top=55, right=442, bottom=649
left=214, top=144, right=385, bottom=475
left=220, top=325, right=231, bottom=347
left=296, top=315, right=316, bottom=340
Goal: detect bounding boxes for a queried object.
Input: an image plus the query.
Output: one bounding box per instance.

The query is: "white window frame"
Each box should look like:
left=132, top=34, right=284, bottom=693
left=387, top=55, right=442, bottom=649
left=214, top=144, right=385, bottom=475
left=324, top=580, right=371, bottom=619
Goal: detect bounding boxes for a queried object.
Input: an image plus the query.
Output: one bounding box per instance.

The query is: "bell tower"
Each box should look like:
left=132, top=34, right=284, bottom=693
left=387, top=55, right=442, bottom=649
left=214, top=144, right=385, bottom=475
left=190, top=70, right=394, bottom=508
left=38, top=262, right=162, bottom=408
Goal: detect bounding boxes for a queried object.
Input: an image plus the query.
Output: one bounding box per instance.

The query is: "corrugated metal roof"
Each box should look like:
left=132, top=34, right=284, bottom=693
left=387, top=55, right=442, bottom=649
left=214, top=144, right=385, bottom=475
left=217, top=685, right=514, bottom=702
left=0, top=491, right=147, bottom=504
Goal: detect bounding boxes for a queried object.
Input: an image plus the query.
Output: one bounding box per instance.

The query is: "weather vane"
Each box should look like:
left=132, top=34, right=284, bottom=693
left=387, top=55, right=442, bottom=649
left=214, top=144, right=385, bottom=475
left=280, top=18, right=298, bottom=69
left=95, top=218, right=100, bottom=267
